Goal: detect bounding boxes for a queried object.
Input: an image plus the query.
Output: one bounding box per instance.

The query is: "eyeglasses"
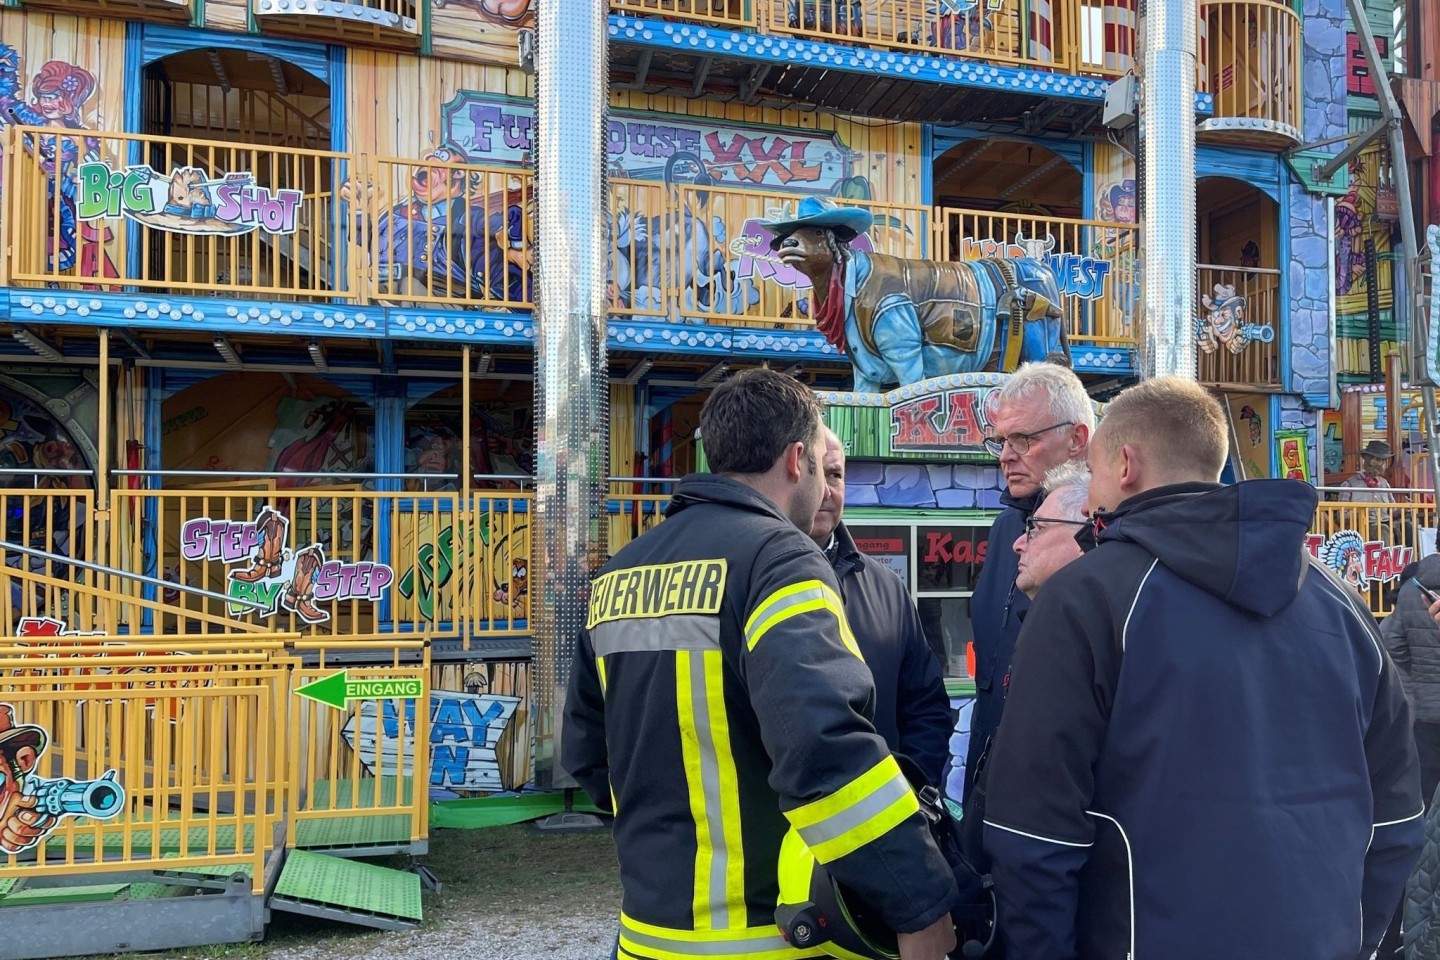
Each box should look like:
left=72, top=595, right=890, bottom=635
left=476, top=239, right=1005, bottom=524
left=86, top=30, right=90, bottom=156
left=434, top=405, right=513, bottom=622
left=1023, top=514, right=1092, bottom=543
left=983, top=422, right=1074, bottom=457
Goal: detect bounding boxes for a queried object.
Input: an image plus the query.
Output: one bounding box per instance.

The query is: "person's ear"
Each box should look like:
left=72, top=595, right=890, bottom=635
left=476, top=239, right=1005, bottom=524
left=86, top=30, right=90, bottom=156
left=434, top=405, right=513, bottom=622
left=1068, top=423, right=1090, bottom=459
left=1119, top=443, right=1141, bottom=491
left=783, top=441, right=804, bottom=482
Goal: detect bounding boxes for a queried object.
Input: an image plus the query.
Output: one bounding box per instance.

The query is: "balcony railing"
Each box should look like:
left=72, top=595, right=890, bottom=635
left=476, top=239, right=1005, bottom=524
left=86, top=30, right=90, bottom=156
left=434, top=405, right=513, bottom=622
left=1195, top=263, right=1281, bottom=388
left=6, top=128, right=1155, bottom=353
left=935, top=207, right=1138, bottom=348
left=252, top=0, right=422, bottom=46
left=6, top=127, right=353, bottom=301
left=1312, top=497, right=1432, bottom=619
left=611, top=0, right=757, bottom=28
left=1198, top=0, right=1302, bottom=143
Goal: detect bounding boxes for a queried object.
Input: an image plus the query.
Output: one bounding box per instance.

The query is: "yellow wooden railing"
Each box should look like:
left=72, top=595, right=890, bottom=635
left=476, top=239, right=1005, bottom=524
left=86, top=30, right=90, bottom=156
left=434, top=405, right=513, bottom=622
left=611, top=0, right=757, bottom=28
left=1312, top=498, right=1433, bottom=619
left=251, top=0, right=423, bottom=40
left=935, top=206, right=1138, bottom=347
left=1195, top=263, right=1282, bottom=388
left=1201, top=0, right=1302, bottom=135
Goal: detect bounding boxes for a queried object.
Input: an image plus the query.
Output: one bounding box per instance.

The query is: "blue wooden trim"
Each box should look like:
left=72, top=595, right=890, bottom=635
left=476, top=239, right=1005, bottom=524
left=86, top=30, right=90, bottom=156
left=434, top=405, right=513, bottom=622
left=921, top=124, right=934, bottom=259
left=610, top=14, right=1212, bottom=116
left=1267, top=394, right=1281, bottom=478
left=123, top=24, right=146, bottom=278
left=138, top=24, right=329, bottom=83
left=1196, top=144, right=1284, bottom=203
left=1, top=290, right=1139, bottom=375
left=1277, top=172, right=1293, bottom=388
left=328, top=45, right=347, bottom=153
left=1081, top=141, right=1095, bottom=220
left=1304, top=390, right=1333, bottom=408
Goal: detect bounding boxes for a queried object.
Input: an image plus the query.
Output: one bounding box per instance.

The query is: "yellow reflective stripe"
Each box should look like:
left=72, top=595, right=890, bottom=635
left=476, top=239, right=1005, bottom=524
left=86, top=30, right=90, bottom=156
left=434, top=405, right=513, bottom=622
left=619, top=913, right=828, bottom=959
left=745, top=580, right=862, bottom=660
left=597, top=655, right=608, bottom=695
left=675, top=650, right=715, bottom=929
left=702, top=649, right=746, bottom=925
left=784, top=755, right=920, bottom=863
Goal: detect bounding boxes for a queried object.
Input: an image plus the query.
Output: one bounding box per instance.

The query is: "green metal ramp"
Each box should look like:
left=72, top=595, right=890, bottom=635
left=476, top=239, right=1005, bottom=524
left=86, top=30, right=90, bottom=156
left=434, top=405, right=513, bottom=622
left=268, top=850, right=422, bottom=932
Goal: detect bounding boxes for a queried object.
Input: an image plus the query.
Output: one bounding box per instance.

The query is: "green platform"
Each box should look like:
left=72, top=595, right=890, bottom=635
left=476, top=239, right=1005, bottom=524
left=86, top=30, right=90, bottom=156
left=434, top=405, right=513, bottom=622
left=67, top=821, right=253, bottom=855
left=308, top=777, right=414, bottom=810
left=294, top=814, right=414, bottom=851
left=0, top=883, right=130, bottom=907
left=269, top=849, right=422, bottom=932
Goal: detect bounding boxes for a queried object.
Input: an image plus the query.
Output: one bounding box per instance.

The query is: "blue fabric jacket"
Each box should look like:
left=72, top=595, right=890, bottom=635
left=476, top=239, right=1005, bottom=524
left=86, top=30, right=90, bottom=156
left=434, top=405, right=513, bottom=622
left=827, top=522, right=952, bottom=787
left=960, top=489, right=1039, bottom=803
left=983, top=480, right=1424, bottom=960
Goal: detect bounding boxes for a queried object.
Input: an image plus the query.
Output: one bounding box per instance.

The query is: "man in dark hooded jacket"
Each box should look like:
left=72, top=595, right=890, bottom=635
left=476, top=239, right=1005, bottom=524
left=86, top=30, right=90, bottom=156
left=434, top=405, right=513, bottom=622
left=983, top=376, right=1424, bottom=960
left=962, top=362, right=1093, bottom=804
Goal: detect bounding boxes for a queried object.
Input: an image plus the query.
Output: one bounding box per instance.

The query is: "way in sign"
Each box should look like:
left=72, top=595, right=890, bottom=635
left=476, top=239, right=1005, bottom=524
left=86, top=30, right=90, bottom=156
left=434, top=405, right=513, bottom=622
left=295, top=670, right=424, bottom=710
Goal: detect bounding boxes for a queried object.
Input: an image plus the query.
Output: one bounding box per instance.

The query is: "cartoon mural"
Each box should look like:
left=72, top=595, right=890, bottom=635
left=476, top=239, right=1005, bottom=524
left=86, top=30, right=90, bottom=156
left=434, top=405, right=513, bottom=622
left=0, top=703, right=125, bottom=854
left=394, top=512, right=528, bottom=623
left=341, top=151, right=531, bottom=304
left=1275, top=429, right=1312, bottom=482
left=180, top=505, right=394, bottom=625
left=1333, top=144, right=1399, bottom=383
left=430, top=0, right=534, bottom=64
left=1308, top=529, right=1412, bottom=592
left=0, top=35, right=121, bottom=279
left=1196, top=283, right=1274, bottom=354
left=1225, top=394, right=1270, bottom=479
left=404, top=387, right=534, bottom=488
left=161, top=374, right=374, bottom=486
left=762, top=197, right=1068, bottom=391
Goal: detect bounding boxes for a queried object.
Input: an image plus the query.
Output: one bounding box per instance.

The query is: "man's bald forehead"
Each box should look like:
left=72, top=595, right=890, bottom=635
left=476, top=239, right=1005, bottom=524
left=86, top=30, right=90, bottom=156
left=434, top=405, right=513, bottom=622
left=822, top=427, right=845, bottom=463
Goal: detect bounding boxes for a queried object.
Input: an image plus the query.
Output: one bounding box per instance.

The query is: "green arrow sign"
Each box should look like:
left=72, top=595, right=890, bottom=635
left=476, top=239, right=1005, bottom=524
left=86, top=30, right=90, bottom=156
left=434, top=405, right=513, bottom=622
left=295, top=670, right=424, bottom=710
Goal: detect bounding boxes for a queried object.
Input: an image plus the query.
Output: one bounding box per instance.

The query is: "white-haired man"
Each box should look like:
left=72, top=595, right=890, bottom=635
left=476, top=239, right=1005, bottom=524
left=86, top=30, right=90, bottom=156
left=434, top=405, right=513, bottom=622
left=961, top=363, right=1093, bottom=807
left=1011, top=462, right=1090, bottom=601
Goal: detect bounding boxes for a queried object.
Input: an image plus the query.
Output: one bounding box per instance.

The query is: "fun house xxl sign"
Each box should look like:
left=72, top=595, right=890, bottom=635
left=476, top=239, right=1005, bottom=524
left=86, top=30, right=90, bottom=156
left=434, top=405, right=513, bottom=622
left=441, top=92, right=853, bottom=191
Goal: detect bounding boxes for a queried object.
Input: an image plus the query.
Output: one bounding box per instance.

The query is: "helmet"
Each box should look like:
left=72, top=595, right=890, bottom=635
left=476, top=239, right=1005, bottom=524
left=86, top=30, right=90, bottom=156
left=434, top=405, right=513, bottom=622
left=774, top=755, right=998, bottom=959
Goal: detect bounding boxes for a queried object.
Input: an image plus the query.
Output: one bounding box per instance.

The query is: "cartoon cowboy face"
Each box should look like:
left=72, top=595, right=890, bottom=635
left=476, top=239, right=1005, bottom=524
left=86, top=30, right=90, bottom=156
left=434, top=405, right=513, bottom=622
left=411, top=150, right=466, bottom=205
left=0, top=705, right=53, bottom=854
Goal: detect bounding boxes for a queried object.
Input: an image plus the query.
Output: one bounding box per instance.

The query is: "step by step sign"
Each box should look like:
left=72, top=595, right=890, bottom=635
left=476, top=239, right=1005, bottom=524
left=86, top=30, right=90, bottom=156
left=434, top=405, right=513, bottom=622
left=296, top=670, right=424, bottom=711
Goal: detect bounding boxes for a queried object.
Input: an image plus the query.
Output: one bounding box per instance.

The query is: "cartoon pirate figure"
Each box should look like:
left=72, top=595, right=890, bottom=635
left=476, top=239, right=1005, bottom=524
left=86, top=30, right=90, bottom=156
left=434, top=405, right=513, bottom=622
left=1196, top=284, right=1273, bottom=355
left=0, top=704, right=51, bottom=854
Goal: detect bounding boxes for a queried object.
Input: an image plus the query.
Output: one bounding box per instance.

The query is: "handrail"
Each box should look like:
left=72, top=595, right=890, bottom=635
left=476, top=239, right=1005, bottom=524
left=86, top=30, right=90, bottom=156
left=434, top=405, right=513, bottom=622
left=1196, top=262, right=1282, bottom=275
left=0, top=538, right=268, bottom=610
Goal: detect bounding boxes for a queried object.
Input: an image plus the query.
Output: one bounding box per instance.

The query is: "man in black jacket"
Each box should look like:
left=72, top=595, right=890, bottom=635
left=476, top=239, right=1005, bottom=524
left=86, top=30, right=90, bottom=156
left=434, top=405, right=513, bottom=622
left=962, top=362, right=1093, bottom=804
left=812, top=427, right=952, bottom=788
left=983, top=376, right=1424, bottom=960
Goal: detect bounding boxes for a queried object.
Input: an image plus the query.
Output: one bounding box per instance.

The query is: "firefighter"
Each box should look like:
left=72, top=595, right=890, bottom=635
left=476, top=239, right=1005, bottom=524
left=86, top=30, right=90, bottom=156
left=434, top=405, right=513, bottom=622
left=563, top=368, right=959, bottom=960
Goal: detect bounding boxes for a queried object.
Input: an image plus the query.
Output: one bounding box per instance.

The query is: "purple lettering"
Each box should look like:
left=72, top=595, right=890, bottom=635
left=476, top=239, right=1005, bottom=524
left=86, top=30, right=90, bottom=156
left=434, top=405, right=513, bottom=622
left=607, top=119, right=627, bottom=155
left=213, top=183, right=242, bottom=222
left=313, top=561, right=342, bottom=602
left=501, top=112, right=532, bottom=151
left=465, top=104, right=502, bottom=154
left=180, top=518, right=212, bottom=561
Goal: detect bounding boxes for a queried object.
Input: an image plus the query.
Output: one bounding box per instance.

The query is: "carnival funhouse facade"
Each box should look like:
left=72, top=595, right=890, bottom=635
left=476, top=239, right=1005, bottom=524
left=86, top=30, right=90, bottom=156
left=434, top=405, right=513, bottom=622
left=0, top=0, right=1432, bottom=948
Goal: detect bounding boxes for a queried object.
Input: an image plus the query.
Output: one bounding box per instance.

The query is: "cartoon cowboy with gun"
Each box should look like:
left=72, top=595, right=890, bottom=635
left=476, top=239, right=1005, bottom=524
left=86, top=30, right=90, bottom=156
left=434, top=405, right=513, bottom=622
left=0, top=704, right=125, bottom=854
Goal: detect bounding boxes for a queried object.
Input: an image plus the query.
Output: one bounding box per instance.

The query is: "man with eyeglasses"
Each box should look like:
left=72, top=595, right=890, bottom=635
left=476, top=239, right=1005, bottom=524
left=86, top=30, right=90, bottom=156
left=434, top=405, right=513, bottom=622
left=959, top=363, right=1093, bottom=810
left=1011, top=462, right=1090, bottom=601
left=982, top=376, right=1422, bottom=960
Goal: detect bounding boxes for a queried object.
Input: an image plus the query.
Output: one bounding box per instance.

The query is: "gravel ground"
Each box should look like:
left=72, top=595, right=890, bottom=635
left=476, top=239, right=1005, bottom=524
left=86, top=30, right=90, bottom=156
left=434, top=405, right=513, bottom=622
left=263, top=824, right=624, bottom=960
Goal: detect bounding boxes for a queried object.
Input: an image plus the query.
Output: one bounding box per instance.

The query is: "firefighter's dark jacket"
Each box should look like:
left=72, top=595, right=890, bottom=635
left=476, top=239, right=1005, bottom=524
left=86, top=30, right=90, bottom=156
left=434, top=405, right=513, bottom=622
left=562, top=474, right=959, bottom=959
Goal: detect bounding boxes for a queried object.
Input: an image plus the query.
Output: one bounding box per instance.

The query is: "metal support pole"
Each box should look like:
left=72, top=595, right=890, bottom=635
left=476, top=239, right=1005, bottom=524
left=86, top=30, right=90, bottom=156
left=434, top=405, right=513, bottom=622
left=531, top=0, right=610, bottom=788
left=1136, top=0, right=1198, bottom=379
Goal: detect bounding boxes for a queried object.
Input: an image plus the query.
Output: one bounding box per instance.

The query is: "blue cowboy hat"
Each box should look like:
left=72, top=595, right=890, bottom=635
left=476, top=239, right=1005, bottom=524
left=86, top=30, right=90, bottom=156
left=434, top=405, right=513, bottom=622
left=762, top=196, right=874, bottom=250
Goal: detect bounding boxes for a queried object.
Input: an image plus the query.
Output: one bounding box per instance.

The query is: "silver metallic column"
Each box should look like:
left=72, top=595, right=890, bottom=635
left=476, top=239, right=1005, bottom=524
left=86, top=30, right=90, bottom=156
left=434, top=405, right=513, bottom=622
left=1136, top=0, right=1198, bottom=379
left=532, top=0, right=609, bottom=787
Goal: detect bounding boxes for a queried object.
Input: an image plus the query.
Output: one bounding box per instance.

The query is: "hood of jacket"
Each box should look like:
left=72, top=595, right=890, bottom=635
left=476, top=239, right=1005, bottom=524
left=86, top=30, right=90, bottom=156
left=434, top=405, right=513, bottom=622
left=664, top=473, right=793, bottom=524
left=1094, top=479, right=1319, bottom=618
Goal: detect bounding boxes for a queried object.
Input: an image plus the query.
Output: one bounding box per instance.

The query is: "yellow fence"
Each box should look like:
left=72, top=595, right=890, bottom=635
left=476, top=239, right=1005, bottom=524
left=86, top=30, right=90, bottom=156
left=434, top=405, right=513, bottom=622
left=1312, top=498, right=1433, bottom=619
left=0, top=639, right=291, bottom=890
left=1196, top=264, right=1282, bottom=388
left=1201, top=0, right=1303, bottom=135
left=935, top=206, right=1137, bottom=347
left=611, top=0, right=757, bottom=28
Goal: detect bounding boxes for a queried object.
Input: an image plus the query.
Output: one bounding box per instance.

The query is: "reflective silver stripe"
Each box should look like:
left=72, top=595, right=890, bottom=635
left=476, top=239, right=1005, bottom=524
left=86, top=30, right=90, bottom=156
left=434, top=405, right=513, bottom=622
left=794, top=769, right=913, bottom=850
left=744, top=585, right=829, bottom=648
left=591, top=615, right=720, bottom=657
left=689, top=652, right=731, bottom=929
left=619, top=923, right=797, bottom=957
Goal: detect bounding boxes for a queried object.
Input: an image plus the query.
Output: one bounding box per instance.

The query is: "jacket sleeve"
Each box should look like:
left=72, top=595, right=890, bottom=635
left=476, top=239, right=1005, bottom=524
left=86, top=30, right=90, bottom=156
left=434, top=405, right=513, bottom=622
left=1360, top=609, right=1425, bottom=957
left=982, top=563, right=1122, bottom=960
left=742, top=536, right=959, bottom=934
left=1379, top=589, right=1414, bottom=700
left=559, top=626, right=613, bottom=813
left=894, top=591, right=954, bottom=789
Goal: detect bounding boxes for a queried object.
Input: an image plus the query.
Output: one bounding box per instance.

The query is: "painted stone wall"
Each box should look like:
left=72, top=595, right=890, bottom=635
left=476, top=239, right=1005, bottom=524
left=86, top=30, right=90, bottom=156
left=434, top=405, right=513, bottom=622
left=1288, top=0, right=1349, bottom=400
left=845, top=461, right=1005, bottom=510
